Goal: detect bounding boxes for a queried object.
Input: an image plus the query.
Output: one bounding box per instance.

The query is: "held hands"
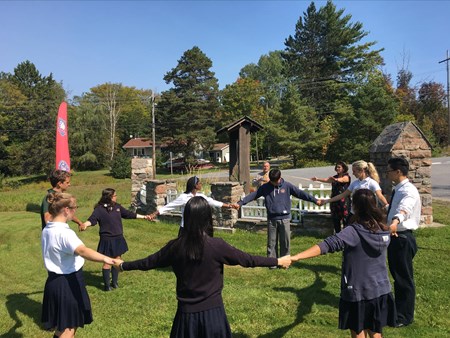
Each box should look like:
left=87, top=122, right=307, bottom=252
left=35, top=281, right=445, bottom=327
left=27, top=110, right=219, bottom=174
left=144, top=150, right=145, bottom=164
left=79, top=222, right=89, bottom=232
left=389, top=223, right=398, bottom=237
left=146, top=212, right=158, bottom=221
left=112, top=258, right=124, bottom=270
left=311, top=176, right=318, bottom=182
left=277, top=255, right=291, bottom=269
left=230, top=203, right=240, bottom=210
left=104, top=256, right=116, bottom=265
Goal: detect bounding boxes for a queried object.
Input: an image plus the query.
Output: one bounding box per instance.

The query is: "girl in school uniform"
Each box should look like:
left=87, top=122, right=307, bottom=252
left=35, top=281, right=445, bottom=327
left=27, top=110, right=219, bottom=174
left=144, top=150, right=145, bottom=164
left=41, top=192, right=115, bottom=338
left=81, top=188, right=149, bottom=291
left=114, top=196, right=291, bottom=338
left=291, top=189, right=397, bottom=338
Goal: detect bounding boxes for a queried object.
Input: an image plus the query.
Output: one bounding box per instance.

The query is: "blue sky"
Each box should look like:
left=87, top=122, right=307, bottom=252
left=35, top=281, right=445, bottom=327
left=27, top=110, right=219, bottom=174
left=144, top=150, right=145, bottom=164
left=1, top=1, right=449, bottom=98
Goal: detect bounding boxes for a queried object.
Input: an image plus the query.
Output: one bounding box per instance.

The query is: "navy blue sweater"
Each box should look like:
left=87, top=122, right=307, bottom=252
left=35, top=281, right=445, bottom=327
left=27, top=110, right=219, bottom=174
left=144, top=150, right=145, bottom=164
left=88, top=203, right=137, bottom=238
left=238, top=179, right=318, bottom=220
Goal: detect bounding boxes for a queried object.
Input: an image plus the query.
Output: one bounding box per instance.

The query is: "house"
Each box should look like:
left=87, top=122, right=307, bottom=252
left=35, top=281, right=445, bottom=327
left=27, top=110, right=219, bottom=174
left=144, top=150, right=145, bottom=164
left=122, top=138, right=164, bottom=157
left=208, top=143, right=230, bottom=163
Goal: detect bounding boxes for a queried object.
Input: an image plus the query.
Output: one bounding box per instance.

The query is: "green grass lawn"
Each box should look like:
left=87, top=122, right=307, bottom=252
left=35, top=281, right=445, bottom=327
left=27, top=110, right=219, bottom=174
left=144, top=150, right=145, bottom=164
left=1, top=170, right=449, bottom=337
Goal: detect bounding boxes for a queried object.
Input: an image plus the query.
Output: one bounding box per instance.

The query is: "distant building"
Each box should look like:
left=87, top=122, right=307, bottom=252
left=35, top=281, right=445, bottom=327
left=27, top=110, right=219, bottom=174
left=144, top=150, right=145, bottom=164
left=122, top=138, right=165, bottom=158
left=208, top=143, right=230, bottom=163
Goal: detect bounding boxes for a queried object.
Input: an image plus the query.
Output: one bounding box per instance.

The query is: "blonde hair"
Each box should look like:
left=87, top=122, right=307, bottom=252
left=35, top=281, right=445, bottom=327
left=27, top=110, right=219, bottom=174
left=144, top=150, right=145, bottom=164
left=47, top=192, right=75, bottom=217
left=352, top=160, right=380, bottom=183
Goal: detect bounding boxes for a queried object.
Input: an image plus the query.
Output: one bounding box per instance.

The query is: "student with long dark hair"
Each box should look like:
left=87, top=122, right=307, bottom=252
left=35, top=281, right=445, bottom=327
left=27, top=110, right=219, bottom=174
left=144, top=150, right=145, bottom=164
left=291, top=189, right=397, bottom=338
left=114, top=196, right=291, bottom=338
left=81, top=188, right=150, bottom=291
left=148, top=176, right=236, bottom=227
left=41, top=192, right=115, bottom=337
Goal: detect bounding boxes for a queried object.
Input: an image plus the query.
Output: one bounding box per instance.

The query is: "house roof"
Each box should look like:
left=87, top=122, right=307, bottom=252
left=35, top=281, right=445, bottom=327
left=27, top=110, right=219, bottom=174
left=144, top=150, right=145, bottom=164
left=211, top=143, right=229, bottom=151
left=217, top=116, right=264, bottom=134
left=123, top=138, right=169, bottom=149
left=123, top=138, right=153, bottom=148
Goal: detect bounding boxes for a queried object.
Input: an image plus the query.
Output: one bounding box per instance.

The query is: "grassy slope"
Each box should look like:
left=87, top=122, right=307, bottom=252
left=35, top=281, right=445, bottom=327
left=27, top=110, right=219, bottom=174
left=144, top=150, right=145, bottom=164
left=0, top=170, right=449, bottom=337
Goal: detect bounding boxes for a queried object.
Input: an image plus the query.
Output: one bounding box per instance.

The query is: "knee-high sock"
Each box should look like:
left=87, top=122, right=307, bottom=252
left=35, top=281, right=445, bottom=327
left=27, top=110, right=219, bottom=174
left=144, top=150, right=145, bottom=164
left=111, top=267, right=119, bottom=286
left=102, top=268, right=110, bottom=286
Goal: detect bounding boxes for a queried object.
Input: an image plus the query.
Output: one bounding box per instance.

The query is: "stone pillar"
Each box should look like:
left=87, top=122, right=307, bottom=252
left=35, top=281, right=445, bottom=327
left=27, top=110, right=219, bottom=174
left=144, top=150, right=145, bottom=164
left=210, top=182, right=244, bottom=231
left=145, top=179, right=177, bottom=213
left=370, top=122, right=433, bottom=225
left=131, top=158, right=153, bottom=210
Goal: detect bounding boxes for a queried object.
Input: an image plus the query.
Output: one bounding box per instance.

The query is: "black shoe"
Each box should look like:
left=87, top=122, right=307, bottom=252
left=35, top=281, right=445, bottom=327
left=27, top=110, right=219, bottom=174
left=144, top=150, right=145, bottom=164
left=111, top=282, right=119, bottom=289
left=395, top=321, right=411, bottom=328
left=104, top=285, right=111, bottom=292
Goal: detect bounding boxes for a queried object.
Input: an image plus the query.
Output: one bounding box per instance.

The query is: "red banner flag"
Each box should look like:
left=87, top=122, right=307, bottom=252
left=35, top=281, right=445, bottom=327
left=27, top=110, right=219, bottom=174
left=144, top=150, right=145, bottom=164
left=55, top=102, right=71, bottom=171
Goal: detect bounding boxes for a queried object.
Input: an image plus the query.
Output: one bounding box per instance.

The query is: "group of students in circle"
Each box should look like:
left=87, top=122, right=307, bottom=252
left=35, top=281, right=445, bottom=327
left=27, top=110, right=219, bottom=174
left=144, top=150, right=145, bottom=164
left=41, top=156, right=418, bottom=338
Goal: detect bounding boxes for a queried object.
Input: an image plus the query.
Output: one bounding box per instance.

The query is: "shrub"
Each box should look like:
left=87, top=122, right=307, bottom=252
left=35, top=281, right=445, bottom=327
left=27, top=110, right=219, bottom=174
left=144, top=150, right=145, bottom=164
left=110, top=151, right=131, bottom=179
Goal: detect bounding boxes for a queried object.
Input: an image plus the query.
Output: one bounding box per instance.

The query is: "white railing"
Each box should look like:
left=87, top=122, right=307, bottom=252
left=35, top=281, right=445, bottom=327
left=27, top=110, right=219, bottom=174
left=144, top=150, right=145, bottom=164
left=240, top=184, right=331, bottom=222
left=164, top=183, right=331, bottom=222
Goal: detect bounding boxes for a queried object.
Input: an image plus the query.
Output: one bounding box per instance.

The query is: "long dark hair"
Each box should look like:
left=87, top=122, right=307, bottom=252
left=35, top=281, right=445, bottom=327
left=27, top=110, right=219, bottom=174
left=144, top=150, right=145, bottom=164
left=96, top=188, right=116, bottom=210
left=351, top=189, right=388, bottom=232
left=184, top=176, right=199, bottom=194
left=176, top=196, right=213, bottom=261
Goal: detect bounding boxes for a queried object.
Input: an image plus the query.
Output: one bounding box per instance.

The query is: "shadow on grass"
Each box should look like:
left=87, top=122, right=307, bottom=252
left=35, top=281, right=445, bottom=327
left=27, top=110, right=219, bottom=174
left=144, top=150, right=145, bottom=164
left=2, top=291, right=43, bottom=338
left=26, top=203, right=41, bottom=213
left=259, top=262, right=340, bottom=338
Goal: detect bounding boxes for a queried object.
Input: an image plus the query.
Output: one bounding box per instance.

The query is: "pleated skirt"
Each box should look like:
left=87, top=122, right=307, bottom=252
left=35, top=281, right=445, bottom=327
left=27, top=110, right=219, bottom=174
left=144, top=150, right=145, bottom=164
left=338, top=292, right=397, bottom=334
left=41, top=269, right=93, bottom=332
left=170, top=306, right=232, bottom=338
left=97, top=236, right=128, bottom=257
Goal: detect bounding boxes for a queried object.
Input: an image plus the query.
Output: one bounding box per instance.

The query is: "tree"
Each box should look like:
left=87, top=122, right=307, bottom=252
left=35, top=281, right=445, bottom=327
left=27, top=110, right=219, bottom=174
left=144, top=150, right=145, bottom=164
left=71, top=85, right=152, bottom=169
left=283, top=1, right=383, bottom=117
left=418, top=82, right=448, bottom=145
left=219, top=78, right=266, bottom=125
left=276, top=84, right=325, bottom=167
left=2, top=61, right=65, bottom=175
left=328, top=71, right=399, bottom=161
left=157, top=47, right=220, bottom=161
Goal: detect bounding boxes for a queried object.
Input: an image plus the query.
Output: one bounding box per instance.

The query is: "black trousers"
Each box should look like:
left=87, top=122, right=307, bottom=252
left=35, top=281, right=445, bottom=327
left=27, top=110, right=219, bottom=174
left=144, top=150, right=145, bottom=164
left=387, top=230, right=418, bottom=325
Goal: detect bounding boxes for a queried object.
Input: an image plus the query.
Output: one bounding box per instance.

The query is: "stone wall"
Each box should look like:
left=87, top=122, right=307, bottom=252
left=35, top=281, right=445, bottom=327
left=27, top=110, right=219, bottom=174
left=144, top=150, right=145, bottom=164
left=144, top=179, right=177, bottom=214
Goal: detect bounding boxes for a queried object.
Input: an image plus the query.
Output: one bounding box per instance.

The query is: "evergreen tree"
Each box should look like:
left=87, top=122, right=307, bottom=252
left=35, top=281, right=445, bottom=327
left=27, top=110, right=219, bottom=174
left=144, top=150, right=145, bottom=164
left=283, top=1, right=383, bottom=118
left=276, top=84, right=324, bottom=167
left=157, top=46, right=219, bottom=161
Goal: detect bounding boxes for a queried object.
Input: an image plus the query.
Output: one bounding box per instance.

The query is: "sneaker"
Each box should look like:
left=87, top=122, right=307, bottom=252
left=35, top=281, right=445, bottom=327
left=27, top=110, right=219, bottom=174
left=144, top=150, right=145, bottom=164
left=269, top=266, right=278, bottom=270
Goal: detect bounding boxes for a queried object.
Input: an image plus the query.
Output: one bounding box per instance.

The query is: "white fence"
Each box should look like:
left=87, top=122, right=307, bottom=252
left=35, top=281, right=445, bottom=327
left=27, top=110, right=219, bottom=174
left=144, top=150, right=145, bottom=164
left=165, top=184, right=331, bottom=222
left=240, top=184, right=331, bottom=223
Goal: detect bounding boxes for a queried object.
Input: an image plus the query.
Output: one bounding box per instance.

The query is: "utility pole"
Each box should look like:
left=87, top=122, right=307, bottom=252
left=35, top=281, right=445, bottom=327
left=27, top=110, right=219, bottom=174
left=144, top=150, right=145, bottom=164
left=151, top=91, right=156, bottom=179
left=439, top=50, right=450, bottom=145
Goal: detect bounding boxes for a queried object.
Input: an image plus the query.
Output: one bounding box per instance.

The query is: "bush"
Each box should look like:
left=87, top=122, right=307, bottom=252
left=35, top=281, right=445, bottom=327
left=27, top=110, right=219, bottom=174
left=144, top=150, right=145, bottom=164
left=110, top=151, right=131, bottom=179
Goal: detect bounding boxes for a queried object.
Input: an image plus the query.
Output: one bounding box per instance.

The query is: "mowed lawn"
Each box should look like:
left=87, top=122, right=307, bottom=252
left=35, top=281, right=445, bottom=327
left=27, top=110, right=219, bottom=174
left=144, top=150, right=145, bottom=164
left=0, top=171, right=450, bottom=338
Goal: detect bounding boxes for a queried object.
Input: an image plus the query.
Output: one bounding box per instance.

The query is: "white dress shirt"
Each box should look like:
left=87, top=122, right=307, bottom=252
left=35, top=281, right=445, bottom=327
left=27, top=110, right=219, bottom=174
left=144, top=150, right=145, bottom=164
left=42, top=221, right=84, bottom=274
left=387, top=179, right=421, bottom=231
left=158, top=192, right=223, bottom=227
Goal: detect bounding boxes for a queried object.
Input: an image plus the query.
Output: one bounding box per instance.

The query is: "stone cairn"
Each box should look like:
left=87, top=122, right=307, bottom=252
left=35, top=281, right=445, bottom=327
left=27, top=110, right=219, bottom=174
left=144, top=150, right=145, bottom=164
left=131, top=158, right=153, bottom=212
left=370, top=121, right=432, bottom=225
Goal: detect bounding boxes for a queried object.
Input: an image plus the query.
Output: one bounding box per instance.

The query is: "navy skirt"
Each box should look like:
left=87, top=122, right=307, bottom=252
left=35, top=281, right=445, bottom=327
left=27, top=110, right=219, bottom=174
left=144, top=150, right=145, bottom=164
left=97, top=236, right=128, bottom=257
left=41, top=268, right=93, bottom=332
left=170, top=306, right=231, bottom=338
left=338, top=293, right=397, bottom=334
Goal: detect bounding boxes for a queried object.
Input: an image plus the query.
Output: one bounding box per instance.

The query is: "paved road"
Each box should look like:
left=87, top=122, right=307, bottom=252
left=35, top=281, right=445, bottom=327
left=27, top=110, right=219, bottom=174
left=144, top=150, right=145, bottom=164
left=199, top=156, right=450, bottom=200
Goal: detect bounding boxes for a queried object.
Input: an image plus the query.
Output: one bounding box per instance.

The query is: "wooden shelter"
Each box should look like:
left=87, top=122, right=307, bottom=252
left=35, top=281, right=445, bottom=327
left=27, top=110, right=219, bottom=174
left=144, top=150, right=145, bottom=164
left=217, top=116, right=264, bottom=194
